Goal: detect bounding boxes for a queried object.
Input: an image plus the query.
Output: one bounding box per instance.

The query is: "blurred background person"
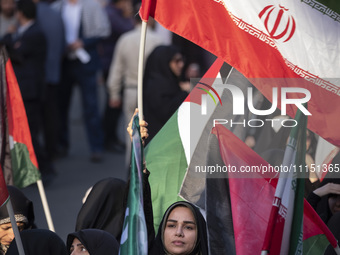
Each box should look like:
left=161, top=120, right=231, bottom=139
left=33, top=0, right=64, bottom=165
left=52, top=0, right=110, bottom=162
left=107, top=5, right=163, bottom=168
left=1, top=0, right=54, bottom=181
left=0, top=0, right=17, bottom=40
left=143, top=45, right=190, bottom=144
left=98, top=0, right=134, bottom=153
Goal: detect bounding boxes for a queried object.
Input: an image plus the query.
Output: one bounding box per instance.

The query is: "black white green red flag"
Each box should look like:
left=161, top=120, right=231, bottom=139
left=211, top=122, right=340, bottom=255
left=0, top=46, right=40, bottom=188
left=140, top=0, right=340, bottom=147
left=144, top=59, right=224, bottom=231
left=119, top=115, right=148, bottom=255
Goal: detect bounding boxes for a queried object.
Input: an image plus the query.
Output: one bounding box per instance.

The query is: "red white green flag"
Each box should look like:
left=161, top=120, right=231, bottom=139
left=0, top=46, right=40, bottom=188
left=140, top=0, right=340, bottom=147
left=261, top=108, right=307, bottom=254
left=211, top=122, right=340, bottom=255
left=145, top=59, right=224, bottom=230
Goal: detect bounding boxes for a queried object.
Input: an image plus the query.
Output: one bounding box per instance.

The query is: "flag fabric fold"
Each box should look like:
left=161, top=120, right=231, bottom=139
left=119, top=115, right=148, bottom=255
left=140, top=0, right=340, bottom=146
left=0, top=46, right=40, bottom=188
left=210, top=118, right=339, bottom=255
left=144, top=59, right=224, bottom=231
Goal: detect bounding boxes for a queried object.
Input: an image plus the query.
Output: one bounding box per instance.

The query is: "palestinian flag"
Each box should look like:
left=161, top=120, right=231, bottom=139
left=210, top=122, right=339, bottom=255
left=0, top=46, right=40, bottom=188
left=119, top=115, right=148, bottom=255
left=140, top=0, right=340, bottom=147
left=144, top=59, right=224, bottom=231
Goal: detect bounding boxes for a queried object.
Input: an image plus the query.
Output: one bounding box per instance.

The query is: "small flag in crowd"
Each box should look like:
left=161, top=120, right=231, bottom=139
left=0, top=46, right=40, bottom=188
left=119, top=115, right=148, bottom=255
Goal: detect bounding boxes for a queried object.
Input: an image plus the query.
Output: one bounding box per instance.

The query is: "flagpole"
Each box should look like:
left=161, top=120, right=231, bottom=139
left=36, top=180, right=55, bottom=231
left=137, top=20, right=148, bottom=121
left=334, top=245, right=340, bottom=255
left=6, top=200, right=25, bottom=255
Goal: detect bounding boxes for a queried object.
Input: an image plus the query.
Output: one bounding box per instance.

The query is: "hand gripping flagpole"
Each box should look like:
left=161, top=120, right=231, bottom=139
left=137, top=20, right=148, bottom=121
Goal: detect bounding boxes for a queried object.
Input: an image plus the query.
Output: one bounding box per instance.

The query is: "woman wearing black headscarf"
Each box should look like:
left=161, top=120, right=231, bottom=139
left=0, top=186, right=35, bottom=254
left=75, top=178, right=127, bottom=242
left=6, top=229, right=67, bottom=255
left=149, top=201, right=208, bottom=255
left=67, top=229, right=119, bottom=255
left=143, top=45, right=189, bottom=144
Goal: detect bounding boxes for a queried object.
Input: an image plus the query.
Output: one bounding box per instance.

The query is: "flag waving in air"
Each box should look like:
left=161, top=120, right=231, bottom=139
left=119, top=114, right=148, bottom=255
left=210, top=118, right=340, bottom=255
left=0, top=46, right=40, bottom=188
left=140, top=0, right=340, bottom=146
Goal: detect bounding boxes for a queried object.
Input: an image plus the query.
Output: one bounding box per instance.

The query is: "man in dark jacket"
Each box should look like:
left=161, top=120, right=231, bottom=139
left=2, top=0, right=51, bottom=177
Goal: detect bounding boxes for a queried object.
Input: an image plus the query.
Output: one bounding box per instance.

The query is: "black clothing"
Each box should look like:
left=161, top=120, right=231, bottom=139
left=67, top=229, right=119, bottom=255
left=2, top=23, right=46, bottom=101
left=7, top=229, right=67, bottom=255
left=75, top=178, right=127, bottom=242
left=149, top=201, right=208, bottom=255
left=0, top=186, right=35, bottom=229
left=143, top=46, right=188, bottom=143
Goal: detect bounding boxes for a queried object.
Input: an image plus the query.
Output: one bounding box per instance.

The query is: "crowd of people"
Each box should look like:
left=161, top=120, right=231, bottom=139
left=0, top=0, right=209, bottom=182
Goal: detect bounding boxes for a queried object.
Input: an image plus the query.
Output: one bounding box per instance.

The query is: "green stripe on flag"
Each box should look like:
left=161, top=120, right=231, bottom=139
left=145, top=111, right=186, bottom=232
left=11, top=142, right=40, bottom=188
left=119, top=115, right=148, bottom=255
left=289, top=108, right=307, bottom=255
left=303, top=234, right=329, bottom=255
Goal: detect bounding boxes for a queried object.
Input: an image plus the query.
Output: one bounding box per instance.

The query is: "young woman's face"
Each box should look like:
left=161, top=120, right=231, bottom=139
left=169, top=53, right=184, bottom=77
left=0, top=222, right=24, bottom=247
left=70, top=238, right=89, bottom=255
left=163, top=206, right=197, bottom=255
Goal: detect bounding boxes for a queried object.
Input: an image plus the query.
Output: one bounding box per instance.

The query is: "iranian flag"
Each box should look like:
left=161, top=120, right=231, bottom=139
left=0, top=46, right=40, bottom=188
left=140, top=0, right=340, bottom=147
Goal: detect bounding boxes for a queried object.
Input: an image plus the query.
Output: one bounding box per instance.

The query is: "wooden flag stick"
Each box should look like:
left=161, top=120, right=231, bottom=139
left=137, top=20, right=148, bottom=121
left=36, top=180, right=55, bottom=231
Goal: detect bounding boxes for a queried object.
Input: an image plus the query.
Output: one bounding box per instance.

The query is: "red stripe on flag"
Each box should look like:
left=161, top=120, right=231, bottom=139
left=5, top=59, right=38, bottom=168
left=0, top=166, right=9, bottom=207
left=140, top=0, right=340, bottom=146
